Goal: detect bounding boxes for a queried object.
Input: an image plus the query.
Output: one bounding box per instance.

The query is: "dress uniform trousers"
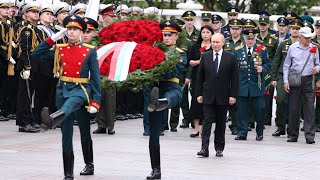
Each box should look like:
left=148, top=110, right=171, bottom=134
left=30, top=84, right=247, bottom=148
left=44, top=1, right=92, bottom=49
left=145, top=82, right=182, bottom=145
left=96, top=88, right=116, bottom=130
left=275, top=77, right=289, bottom=132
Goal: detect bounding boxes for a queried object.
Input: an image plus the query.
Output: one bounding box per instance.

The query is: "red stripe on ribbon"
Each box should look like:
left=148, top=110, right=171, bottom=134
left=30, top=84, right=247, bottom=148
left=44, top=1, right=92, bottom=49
left=108, top=42, right=126, bottom=80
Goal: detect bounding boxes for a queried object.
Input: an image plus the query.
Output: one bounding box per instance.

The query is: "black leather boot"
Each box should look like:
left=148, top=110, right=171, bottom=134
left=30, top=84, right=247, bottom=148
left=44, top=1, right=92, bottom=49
left=80, top=140, right=94, bottom=175
left=41, top=107, right=65, bottom=130
left=155, top=99, right=168, bottom=112
left=147, top=144, right=161, bottom=179
left=63, top=151, right=74, bottom=180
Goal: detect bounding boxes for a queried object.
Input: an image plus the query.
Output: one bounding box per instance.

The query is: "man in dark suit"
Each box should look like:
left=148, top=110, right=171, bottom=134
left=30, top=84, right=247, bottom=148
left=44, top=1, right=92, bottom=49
left=196, top=33, right=239, bottom=157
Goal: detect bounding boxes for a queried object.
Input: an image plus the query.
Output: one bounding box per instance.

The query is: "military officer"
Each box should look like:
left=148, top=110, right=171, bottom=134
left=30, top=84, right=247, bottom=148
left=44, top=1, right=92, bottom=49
left=70, top=3, right=86, bottom=18
left=221, top=6, right=240, bottom=39
left=32, top=15, right=101, bottom=179
left=276, top=17, right=290, bottom=44
left=127, top=6, right=142, bottom=18
left=116, top=4, right=128, bottom=20
left=16, top=1, right=45, bottom=132
left=223, top=19, right=243, bottom=135
left=270, top=19, right=303, bottom=136
left=144, top=20, right=187, bottom=179
left=257, top=12, right=278, bottom=125
left=99, top=4, right=117, bottom=26
left=234, top=28, right=271, bottom=141
left=178, top=10, right=199, bottom=129
left=201, top=12, right=211, bottom=27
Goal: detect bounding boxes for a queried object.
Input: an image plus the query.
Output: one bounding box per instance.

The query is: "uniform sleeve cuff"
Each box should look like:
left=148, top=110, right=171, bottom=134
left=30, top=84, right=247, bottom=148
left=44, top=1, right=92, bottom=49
left=46, top=37, right=55, bottom=47
left=90, top=101, right=100, bottom=110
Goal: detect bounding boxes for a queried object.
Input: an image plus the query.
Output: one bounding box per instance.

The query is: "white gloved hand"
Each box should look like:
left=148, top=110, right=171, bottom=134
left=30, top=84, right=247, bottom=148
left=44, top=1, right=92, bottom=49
left=51, top=28, right=67, bottom=42
left=22, top=70, right=30, bottom=79
left=9, top=56, right=16, bottom=64
left=12, top=41, right=16, bottom=48
left=87, top=106, right=98, bottom=114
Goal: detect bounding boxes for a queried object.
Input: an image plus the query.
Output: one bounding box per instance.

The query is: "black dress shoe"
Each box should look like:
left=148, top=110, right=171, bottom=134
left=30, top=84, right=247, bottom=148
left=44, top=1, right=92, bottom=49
left=108, top=128, right=115, bottom=135
left=250, top=123, right=255, bottom=128
left=80, top=163, right=94, bottom=175
left=231, top=129, right=237, bottom=135
left=256, top=135, right=263, bottom=141
left=264, top=119, right=271, bottom=125
left=32, top=123, right=41, bottom=129
left=170, top=128, right=177, bottom=132
left=197, top=149, right=209, bottom=157
left=216, top=150, right=223, bottom=157
left=135, top=113, right=143, bottom=118
left=90, top=118, right=96, bottom=124
left=306, top=139, right=315, bottom=144
left=179, top=123, right=189, bottom=128
left=300, top=127, right=304, bottom=131
left=190, top=132, right=199, bottom=138
left=164, top=125, right=169, bottom=130
left=93, top=127, right=106, bottom=134
left=235, top=136, right=247, bottom=140
left=160, top=132, right=164, bottom=136
left=19, top=124, right=40, bottom=133
left=115, top=115, right=127, bottom=121
left=6, top=114, right=16, bottom=120
left=287, top=138, right=298, bottom=142
left=272, top=130, right=285, bottom=136
left=143, top=132, right=150, bottom=136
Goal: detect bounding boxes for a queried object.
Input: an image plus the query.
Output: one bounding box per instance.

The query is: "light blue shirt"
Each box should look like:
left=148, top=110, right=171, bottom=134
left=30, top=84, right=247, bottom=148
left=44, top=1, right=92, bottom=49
left=283, top=41, right=320, bottom=83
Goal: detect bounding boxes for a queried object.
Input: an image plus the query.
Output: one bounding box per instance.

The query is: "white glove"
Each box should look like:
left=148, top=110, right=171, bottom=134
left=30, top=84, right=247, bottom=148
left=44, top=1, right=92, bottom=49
left=12, top=41, right=16, bottom=48
left=87, top=106, right=98, bottom=114
left=22, top=70, right=30, bottom=79
left=9, top=56, right=16, bottom=64
left=51, top=28, right=67, bottom=42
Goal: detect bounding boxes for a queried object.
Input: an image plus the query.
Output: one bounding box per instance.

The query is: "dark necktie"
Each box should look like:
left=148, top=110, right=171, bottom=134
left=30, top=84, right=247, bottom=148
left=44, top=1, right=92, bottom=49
left=248, top=47, right=252, bottom=58
left=214, top=53, right=219, bottom=73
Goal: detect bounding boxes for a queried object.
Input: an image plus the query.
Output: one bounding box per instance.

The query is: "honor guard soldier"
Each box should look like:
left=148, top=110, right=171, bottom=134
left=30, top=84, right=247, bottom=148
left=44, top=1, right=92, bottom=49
left=221, top=6, right=240, bottom=39
left=8, top=0, right=20, bottom=23
left=99, top=4, right=117, bottom=26
left=276, top=17, right=290, bottom=44
left=33, top=2, right=56, bottom=126
left=82, top=17, right=98, bottom=44
left=116, top=4, right=128, bottom=20
left=223, top=19, right=243, bottom=135
left=53, top=2, right=69, bottom=43
left=270, top=19, right=303, bottom=136
left=234, top=28, right=271, bottom=141
left=201, top=12, right=211, bottom=27
left=144, top=20, right=187, bottom=179
left=16, top=1, right=45, bottom=132
left=70, top=3, right=86, bottom=18
left=32, top=15, right=101, bottom=179
left=0, top=0, right=17, bottom=121
left=257, top=11, right=278, bottom=125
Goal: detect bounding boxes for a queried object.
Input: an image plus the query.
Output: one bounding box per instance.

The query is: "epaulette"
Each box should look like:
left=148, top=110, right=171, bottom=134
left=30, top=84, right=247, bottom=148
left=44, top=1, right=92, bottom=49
left=27, top=24, right=32, bottom=28
left=234, top=44, right=243, bottom=50
left=256, top=38, right=263, bottom=43
left=312, top=41, right=320, bottom=47
left=83, top=43, right=94, bottom=49
left=270, top=34, right=277, bottom=39
left=56, top=44, right=68, bottom=48
left=176, top=47, right=184, bottom=52
left=283, top=39, right=289, bottom=42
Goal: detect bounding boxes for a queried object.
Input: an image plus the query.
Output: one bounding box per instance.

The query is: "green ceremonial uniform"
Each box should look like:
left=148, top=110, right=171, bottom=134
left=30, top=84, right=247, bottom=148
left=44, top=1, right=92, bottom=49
left=312, top=39, right=320, bottom=130
left=271, top=38, right=294, bottom=133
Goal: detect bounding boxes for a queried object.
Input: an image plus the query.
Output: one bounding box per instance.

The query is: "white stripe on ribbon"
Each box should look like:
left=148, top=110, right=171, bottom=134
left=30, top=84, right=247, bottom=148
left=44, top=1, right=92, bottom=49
left=114, top=42, right=137, bottom=81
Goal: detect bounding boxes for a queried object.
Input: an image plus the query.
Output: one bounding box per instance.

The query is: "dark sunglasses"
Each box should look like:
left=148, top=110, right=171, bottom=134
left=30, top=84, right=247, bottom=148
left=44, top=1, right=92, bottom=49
left=185, top=18, right=194, bottom=21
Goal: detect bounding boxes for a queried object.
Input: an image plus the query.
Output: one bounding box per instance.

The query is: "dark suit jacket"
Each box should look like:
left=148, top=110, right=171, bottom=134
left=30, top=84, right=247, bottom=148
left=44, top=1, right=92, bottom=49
left=196, top=50, right=239, bottom=105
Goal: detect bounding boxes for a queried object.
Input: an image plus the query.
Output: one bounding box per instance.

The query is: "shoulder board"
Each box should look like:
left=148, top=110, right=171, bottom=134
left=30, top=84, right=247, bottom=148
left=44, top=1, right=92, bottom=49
left=312, top=41, right=320, bottom=46
left=176, top=47, right=184, bottom=52
left=56, top=44, right=68, bottom=48
left=235, top=44, right=243, bottom=50
left=83, top=43, right=95, bottom=49
left=283, top=39, right=289, bottom=42
left=256, top=39, right=263, bottom=43
left=270, top=34, right=277, bottom=39
left=27, top=24, right=32, bottom=28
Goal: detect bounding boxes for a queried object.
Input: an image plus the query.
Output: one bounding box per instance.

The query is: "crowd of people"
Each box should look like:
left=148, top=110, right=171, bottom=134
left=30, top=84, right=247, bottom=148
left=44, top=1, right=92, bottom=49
left=1, top=0, right=320, bottom=179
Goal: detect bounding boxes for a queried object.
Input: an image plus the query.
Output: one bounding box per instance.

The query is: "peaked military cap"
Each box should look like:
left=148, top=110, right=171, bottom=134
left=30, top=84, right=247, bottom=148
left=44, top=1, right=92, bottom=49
left=211, top=14, right=222, bottom=23
left=53, top=2, right=69, bottom=16
left=315, top=20, right=320, bottom=26
left=127, top=6, right=142, bottom=16
left=258, top=11, right=270, bottom=24
left=229, top=19, right=243, bottom=28
left=84, top=17, right=98, bottom=31
left=283, top=11, right=297, bottom=20
left=40, top=3, right=53, bottom=15
left=303, top=21, right=314, bottom=33
left=116, top=4, right=128, bottom=14
left=201, top=13, right=211, bottom=20
left=301, top=15, right=314, bottom=25
left=99, top=4, right=116, bottom=15
left=70, top=3, right=87, bottom=16
left=243, top=19, right=257, bottom=28
left=160, top=20, right=182, bottom=34
left=226, top=6, right=240, bottom=14
left=63, top=15, right=87, bottom=31
left=277, top=17, right=289, bottom=26
left=171, top=18, right=185, bottom=28
left=9, top=0, right=17, bottom=8
left=22, top=1, right=40, bottom=14
left=145, top=7, right=159, bottom=15
left=289, top=18, right=303, bottom=28
left=243, top=28, right=258, bottom=38
left=0, top=0, right=10, bottom=8
left=182, top=11, right=196, bottom=19
left=259, top=11, right=271, bottom=17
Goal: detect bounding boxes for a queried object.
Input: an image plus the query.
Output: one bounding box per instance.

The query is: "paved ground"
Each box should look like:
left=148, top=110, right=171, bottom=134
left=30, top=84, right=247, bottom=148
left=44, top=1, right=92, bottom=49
left=1, top=117, right=320, bottom=180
